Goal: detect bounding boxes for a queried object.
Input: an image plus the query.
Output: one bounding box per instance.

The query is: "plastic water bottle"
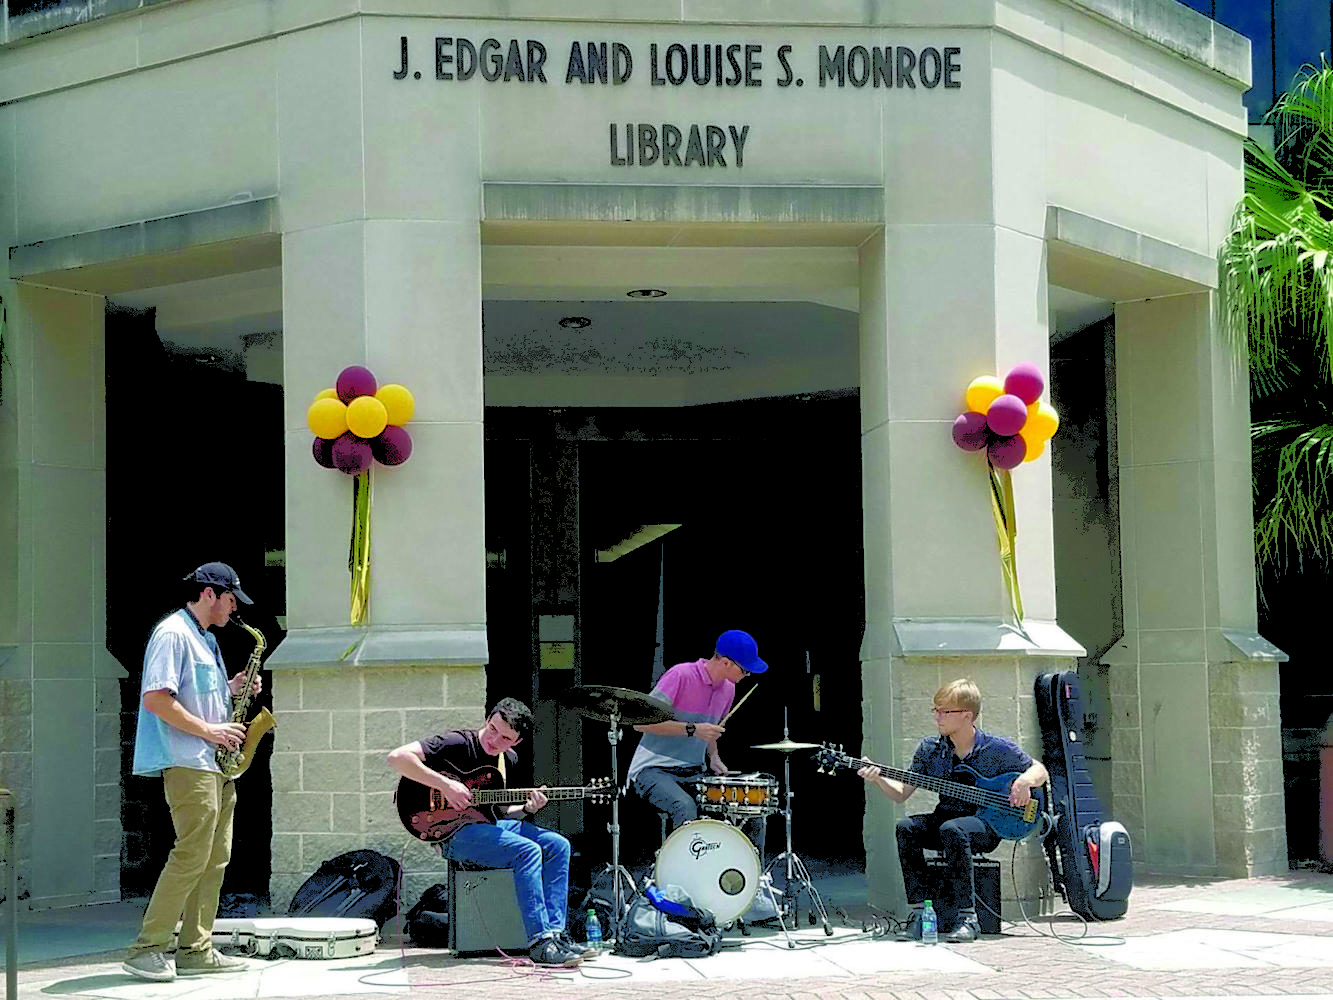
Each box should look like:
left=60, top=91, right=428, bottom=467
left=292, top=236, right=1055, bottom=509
left=921, top=900, right=938, bottom=945
left=585, top=908, right=603, bottom=953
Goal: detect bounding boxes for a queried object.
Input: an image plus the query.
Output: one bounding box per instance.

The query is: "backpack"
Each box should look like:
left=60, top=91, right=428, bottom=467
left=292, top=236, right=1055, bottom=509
left=287, top=850, right=401, bottom=929
left=404, top=883, right=450, bottom=948
left=617, top=892, right=723, bottom=959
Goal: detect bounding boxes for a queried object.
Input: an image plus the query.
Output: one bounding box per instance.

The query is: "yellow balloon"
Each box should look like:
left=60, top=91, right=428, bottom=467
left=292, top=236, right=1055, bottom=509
left=1020, top=429, right=1046, bottom=463
left=376, top=383, right=416, bottom=426
left=347, top=395, right=389, bottom=439
left=1026, top=400, right=1061, bottom=441
left=307, top=397, right=348, bottom=439
left=965, top=375, right=1004, bottom=414
left=313, top=387, right=338, bottom=402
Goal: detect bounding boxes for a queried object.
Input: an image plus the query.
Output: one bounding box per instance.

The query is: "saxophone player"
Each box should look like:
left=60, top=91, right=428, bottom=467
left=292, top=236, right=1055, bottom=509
left=122, top=562, right=261, bottom=982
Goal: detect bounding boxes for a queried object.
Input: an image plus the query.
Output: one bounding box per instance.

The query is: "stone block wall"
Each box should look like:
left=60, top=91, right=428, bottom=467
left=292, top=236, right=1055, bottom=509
left=93, top=675, right=122, bottom=899
left=0, top=674, right=33, bottom=904
left=269, top=663, right=487, bottom=910
left=1208, top=661, right=1287, bottom=875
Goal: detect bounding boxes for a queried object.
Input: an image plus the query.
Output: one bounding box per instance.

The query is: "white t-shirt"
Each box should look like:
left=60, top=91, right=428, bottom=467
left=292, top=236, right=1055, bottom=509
left=132, top=609, right=232, bottom=777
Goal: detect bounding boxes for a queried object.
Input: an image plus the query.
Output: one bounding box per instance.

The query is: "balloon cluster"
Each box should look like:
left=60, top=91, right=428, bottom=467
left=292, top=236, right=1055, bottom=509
left=306, top=366, right=415, bottom=476
left=951, top=363, right=1060, bottom=470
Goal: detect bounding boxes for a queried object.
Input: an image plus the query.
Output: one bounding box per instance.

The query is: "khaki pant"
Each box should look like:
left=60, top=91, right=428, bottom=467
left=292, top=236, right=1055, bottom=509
left=127, top=767, right=236, bottom=957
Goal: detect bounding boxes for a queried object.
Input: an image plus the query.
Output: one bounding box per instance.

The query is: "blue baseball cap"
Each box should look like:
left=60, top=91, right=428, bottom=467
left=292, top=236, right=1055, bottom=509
left=716, top=630, right=767, bottom=674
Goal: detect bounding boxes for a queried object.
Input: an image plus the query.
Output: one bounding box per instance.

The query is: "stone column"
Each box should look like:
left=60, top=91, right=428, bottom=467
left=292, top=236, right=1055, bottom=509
left=266, top=19, right=489, bottom=908
left=0, top=281, right=126, bottom=908
left=1110, top=294, right=1286, bottom=876
left=858, top=221, right=1080, bottom=917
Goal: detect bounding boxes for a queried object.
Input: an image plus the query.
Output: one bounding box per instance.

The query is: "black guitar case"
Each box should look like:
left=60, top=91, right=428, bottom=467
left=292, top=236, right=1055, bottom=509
left=1035, top=671, right=1132, bottom=920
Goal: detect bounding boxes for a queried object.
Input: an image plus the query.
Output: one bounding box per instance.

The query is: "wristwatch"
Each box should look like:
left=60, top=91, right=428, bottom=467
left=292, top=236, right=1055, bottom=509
left=685, top=722, right=696, bottom=738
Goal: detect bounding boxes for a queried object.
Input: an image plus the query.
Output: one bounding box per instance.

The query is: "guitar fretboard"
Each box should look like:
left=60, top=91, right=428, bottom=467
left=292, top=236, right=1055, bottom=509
left=829, top=753, right=1018, bottom=813
left=469, top=786, right=596, bottom=806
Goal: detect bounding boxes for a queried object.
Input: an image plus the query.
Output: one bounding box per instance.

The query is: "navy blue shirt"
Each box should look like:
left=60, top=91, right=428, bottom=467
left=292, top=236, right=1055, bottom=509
left=909, top=727, right=1033, bottom=818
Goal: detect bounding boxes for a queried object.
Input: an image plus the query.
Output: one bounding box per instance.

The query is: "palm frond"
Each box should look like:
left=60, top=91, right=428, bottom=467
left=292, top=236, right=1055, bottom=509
left=1253, top=421, right=1333, bottom=569
left=1219, top=138, right=1333, bottom=381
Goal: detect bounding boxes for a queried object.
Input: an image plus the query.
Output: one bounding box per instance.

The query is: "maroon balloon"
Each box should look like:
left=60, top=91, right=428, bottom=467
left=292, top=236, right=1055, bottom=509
left=336, top=365, right=378, bottom=403
left=331, top=432, right=373, bottom=476
left=312, top=436, right=336, bottom=469
left=372, top=425, right=413, bottom=467
left=986, top=393, right=1029, bottom=437
left=988, top=434, right=1026, bottom=470
left=952, top=411, right=989, bottom=452
left=1004, top=363, right=1045, bottom=406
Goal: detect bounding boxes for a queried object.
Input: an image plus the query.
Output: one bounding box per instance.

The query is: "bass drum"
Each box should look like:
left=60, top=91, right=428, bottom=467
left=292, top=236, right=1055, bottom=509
left=654, top=819, right=760, bottom=925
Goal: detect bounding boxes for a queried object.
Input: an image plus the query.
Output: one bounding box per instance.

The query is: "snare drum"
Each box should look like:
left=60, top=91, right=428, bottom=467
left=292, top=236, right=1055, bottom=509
left=696, top=773, right=779, bottom=818
left=654, top=819, right=760, bottom=925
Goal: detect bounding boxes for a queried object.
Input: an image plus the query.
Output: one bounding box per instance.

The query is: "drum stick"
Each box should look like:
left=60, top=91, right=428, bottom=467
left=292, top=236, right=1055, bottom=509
left=721, top=684, right=758, bottom=725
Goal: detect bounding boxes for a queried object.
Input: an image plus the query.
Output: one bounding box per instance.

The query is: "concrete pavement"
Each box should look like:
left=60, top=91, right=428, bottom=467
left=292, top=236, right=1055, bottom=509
left=6, top=868, right=1333, bottom=1000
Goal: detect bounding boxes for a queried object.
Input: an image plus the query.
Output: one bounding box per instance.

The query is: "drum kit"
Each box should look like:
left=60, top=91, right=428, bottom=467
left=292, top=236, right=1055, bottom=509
left=557, top=684, right=832, bottom=947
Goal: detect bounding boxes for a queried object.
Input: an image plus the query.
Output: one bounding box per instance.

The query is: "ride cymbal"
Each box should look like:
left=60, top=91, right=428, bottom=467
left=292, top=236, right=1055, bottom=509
left=558, top=684, right=675, bottom=725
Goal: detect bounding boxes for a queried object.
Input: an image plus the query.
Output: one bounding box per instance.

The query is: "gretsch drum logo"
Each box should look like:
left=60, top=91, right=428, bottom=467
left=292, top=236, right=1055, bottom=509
left=689, top=835, right=721, bottom=860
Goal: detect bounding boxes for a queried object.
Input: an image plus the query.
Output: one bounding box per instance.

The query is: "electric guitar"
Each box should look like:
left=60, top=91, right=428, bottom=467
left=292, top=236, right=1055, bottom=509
left=395, top=758, right=614, bottom=843
left=814, top=744, right=1048, bottom=842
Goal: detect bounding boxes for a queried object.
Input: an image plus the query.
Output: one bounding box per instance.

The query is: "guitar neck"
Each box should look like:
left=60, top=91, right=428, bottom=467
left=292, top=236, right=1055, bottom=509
left=849, top=756, right=1012, bottom=811
left=471, top=785, right=593, bottom=806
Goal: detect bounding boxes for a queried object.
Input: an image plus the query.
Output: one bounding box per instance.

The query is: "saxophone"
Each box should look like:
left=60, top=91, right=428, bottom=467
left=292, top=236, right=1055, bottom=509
left=216, top=617, right=277, bottom=779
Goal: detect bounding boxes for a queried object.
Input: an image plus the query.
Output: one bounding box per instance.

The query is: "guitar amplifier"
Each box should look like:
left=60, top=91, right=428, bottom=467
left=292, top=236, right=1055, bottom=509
left=925, top=858, right=1001, bottom=935
left=447, top=866, right=529, bottom=954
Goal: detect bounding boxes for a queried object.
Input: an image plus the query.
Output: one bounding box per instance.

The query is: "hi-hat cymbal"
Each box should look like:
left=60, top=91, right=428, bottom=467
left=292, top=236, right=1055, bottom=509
left=559, top=684, right=675, bottom=725
left=750, top=738, right=822, bottom=752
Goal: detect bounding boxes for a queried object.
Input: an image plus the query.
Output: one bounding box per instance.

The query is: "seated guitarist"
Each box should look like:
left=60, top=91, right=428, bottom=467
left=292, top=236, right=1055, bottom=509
left=859, top=679, right=1048, bottom=943
left=387, top=697, right=589, bottom=968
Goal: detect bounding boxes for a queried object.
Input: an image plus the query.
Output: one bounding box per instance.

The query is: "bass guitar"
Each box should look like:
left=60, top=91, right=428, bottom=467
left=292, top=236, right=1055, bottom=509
left=395, top=759, right=613, bottom=843
left=814, top=744, right=1048, bottom=842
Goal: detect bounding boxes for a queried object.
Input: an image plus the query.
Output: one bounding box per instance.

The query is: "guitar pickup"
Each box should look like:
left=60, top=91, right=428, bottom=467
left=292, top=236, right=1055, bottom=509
left=1023, top=800, right=1037, bottom=823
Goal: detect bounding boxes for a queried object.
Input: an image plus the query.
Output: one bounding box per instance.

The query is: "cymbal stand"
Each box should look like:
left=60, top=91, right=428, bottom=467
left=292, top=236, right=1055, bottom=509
left=765, top=708, right=832, bottom=938
left=600, top=707, right=637, bottom=945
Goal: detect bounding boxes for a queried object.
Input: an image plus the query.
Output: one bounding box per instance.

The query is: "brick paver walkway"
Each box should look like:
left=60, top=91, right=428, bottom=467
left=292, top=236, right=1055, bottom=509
left=15, top=872, right=1333, bottom=1000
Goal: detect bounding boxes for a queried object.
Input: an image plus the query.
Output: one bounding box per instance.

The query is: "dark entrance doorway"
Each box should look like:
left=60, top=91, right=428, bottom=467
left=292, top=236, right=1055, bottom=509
left=483, top=393, right=866, bottom=872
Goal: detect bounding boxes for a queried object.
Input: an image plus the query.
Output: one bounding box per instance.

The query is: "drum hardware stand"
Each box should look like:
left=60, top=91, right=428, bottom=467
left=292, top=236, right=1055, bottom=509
left=766, top=707, right=833, bottom=937
left=600, top=707, right=637, bottom=945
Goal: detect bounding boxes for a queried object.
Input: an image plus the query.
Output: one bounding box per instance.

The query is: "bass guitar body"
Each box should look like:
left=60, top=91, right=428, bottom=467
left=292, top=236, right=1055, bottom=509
left=941, top=764, right=1045, bottom=842
left=395, top=762, right=505, bottom=844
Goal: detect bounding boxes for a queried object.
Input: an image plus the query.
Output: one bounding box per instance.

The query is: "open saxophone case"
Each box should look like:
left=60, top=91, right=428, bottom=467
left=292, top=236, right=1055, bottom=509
left=1035, top=671, right=1133, bottom=920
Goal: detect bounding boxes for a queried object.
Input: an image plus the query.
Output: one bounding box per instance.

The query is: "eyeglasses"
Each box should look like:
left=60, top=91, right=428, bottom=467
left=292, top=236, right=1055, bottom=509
left=932, top=708, right=968, bottom=716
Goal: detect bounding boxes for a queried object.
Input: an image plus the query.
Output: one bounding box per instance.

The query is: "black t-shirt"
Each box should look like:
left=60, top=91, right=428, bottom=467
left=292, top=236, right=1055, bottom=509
left=418, top=729, right=522, bottom=822
left=420, top=729, right=519, bottom=775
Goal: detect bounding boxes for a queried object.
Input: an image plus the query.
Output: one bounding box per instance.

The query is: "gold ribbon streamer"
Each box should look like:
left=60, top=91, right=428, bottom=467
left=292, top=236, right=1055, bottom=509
left=987, top=464, right=1027, bottom=632
left=349, top=470, right=372, bottom=626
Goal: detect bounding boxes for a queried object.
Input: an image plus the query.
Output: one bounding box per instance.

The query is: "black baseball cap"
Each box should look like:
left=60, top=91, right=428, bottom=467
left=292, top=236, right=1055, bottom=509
left=184, top=562, right=253, bottom=604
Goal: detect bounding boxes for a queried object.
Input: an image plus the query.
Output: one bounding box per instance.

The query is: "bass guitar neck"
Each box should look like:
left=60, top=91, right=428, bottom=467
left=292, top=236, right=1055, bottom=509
left=814, top=744, right=1046, bottom=842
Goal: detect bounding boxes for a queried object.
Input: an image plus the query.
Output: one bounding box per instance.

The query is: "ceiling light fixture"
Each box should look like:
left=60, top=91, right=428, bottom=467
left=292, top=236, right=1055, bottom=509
left=627, top=288, right=667, bottom=299
left=558, top=316, right=592, bottom=329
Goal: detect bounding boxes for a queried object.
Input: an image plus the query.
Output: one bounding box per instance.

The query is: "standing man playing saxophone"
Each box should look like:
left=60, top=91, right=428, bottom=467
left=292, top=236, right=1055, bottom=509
left=122, top=563, right=261, bottom=982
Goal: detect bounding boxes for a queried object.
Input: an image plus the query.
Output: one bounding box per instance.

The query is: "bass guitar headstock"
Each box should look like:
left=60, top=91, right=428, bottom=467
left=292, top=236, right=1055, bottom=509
left=814, top=743, right=856, bottom=773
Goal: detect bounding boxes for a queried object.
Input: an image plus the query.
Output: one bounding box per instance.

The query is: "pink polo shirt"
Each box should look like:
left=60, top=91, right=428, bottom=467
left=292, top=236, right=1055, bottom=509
left=627, top=659, right=735, bottom=781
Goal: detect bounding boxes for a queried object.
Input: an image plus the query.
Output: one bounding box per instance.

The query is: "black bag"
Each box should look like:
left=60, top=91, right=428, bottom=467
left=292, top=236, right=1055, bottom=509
left=617, top=893, right=723, bottom=959
left=405, top=883, right=449, bottom=947
left=287, top=849, right=401, bottom=929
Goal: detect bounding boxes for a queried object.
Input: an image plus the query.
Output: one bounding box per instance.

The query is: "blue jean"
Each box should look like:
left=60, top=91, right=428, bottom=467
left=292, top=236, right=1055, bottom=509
left=441, top=819, right=571, bottom=945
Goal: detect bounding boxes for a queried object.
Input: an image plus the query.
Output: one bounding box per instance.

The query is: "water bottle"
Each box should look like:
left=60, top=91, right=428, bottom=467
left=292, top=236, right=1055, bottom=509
left=921, top=900, right=938, bottom=945
left=585, top=908, right=603, bottom=953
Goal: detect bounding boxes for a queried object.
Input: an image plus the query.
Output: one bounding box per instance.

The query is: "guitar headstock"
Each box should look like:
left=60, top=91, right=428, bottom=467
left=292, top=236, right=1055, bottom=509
left=585, top=777, right=615, bottom=805
left=814, top=743, right=854, bottom=773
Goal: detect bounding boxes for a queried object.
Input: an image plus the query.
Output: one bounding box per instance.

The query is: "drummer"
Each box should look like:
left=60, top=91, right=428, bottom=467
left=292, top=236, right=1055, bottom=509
left=627, top=629, right=768, bottom=854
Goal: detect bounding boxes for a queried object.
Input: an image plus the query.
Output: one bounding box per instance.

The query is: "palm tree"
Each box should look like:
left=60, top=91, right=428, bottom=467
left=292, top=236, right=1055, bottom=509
left=1219, top=62, right=1333, bottom=576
